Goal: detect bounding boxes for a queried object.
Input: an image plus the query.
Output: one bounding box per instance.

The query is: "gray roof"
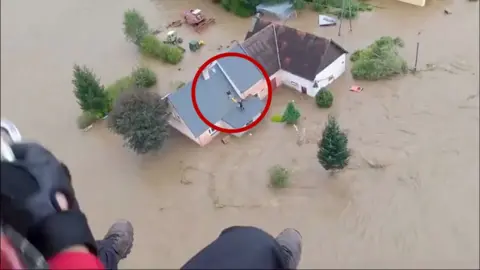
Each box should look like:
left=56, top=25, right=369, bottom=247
left=217, top=45, right=264, bottom=93
left=167, top=60, right=265, bottom=138
left=222, top=96, right=265, bottom=128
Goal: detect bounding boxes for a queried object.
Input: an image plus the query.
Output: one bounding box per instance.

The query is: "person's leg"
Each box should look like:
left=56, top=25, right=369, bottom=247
left=96, top=220, right=134, bottom=270
left=275, top=228, right=302, bottom=269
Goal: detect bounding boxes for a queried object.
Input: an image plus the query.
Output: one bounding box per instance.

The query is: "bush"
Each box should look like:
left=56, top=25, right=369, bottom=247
left=123, top=9, right=150, bottom=45
left=105, top=76, right=135, bottom=101
left=315, top=88, right=334, bottom=108
left=163, top=45, right=184, bottom=64
left=269, top=165, right=290, bottom=188
left=139, top=34, right=164, bottom=57
left=108, top=89, right=170, bottom=154
left=76, top=112, right=99, bottom=130
left=270, top=114, right=284, bottom=123
left=140, top=35, right=184, bottom=64
left=72, top=65, right=111, bottom=117
left=131, top=67, right=157, bottom=88
left=350, top=36, right=408, bottom=81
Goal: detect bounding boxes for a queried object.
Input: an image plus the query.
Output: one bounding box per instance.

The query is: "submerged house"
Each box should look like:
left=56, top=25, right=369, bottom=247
left=166, top=19, right=348, bottom=146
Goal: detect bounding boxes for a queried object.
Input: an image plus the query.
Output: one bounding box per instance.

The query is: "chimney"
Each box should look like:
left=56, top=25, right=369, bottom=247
left=202, top=69, right=210, bottom=80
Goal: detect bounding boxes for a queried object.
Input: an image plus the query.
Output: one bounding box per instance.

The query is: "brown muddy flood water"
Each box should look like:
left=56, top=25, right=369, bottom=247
left=1, top=0, right=479, bottom=268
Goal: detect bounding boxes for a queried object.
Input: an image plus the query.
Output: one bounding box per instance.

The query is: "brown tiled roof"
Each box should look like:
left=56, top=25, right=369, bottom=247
left=243, top=19, right=348, bottom=81
left=241, top=24, right=280, bottom=76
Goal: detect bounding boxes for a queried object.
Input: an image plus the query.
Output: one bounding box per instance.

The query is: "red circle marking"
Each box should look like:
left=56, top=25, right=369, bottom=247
left=191, top=52, right=272, bottom=134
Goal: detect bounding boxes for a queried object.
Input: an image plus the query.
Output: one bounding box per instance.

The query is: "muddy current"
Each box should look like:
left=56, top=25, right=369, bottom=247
left=1, top=0, right=479, bottom=268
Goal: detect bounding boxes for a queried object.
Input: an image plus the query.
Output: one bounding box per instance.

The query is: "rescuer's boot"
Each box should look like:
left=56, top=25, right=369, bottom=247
left=275, top=228, right=302, bottom=269
left=103, top=219, right=134, bottom=259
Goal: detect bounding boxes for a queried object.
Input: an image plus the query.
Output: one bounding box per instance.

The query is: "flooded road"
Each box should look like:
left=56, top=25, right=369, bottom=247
left=1, top=0, right=478, bottom=268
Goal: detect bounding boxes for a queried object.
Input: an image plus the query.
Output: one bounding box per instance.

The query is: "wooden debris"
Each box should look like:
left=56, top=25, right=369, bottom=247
left=221, top=135, right=231, bottom=144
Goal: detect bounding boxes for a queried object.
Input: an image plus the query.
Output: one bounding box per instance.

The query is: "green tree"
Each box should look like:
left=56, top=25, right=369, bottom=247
left=315, top=88, right=334, bottom=108
left=317, top=115, right=350, bottom=171
left=123, top=9, right=150, bottom=46
left=108, top=89, right=170, bottom=154
left=131, top=67, right=157, bottom=88
left=282, top=101, right=301, bottom=125
left=72, top=65, right=111, bottom=117
left=293, top=0, right=306, bottom=10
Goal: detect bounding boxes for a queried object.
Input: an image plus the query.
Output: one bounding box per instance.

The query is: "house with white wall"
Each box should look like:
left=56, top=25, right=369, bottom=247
left=166, top=19, right=348, bottom=146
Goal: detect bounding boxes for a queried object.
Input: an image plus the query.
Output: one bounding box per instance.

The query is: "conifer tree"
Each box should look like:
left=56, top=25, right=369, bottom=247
left=282, top=101, right=301, bottom=125
left=317, top=115, right=350, bottom=171
left=72, top=65, right=111, bottom=117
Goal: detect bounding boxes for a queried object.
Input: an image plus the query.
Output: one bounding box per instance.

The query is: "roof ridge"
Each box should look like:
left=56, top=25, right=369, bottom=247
left=316, top=39, right=332, bottom=75
left=215, top=61, right=242, bottom=98
left=272, top=24, right=282, bottom=70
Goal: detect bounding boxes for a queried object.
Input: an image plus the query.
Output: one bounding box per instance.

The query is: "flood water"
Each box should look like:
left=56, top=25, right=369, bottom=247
left=1, top=0, right=479, bottom=268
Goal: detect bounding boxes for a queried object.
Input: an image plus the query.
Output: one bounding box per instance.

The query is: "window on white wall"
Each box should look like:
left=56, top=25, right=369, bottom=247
left=208, top=128, right=218, bottom=135
left=290, top=81, right=299, bottom=87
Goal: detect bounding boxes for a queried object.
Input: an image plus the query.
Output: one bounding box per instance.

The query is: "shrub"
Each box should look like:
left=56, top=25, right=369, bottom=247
left=315, top=88, right=334, bottom=108
left=163, top=45, right=184, bottom=64
left=123, top=9, right=150, bottom=45
left=108, top=89, right=170, bottom=154
left=317, top=115, right=350, bottom=171
left=350, top=36, right=408, bottom=81
left=281, top=101, right=301, bottom=125
left=140, top=34, right=164, bottom=57
left=105, top=76, right=135, bottom=101
left=269, top=165, right=290, bottom=188
left=140, top=35, right=184, bottom=64
left=76, top=112, right=99, bottom=130
left=72, top=65, right=111, bottom=117
left=131, top=67, right=157, bottom=88
left=270, top=114, right=284, bottom=123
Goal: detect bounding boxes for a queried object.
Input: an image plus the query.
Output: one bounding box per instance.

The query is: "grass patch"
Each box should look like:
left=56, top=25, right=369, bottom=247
left=350, top=36, right=408, bottom=81
left=269, top=165, right=290, bottom=189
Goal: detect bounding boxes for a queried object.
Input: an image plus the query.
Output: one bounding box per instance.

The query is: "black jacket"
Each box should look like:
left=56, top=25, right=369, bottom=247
left=181, top=226, right=288, bottom=269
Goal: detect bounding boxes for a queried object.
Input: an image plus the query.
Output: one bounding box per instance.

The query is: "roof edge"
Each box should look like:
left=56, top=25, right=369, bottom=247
left=165, top=98, right=200, bottom=138
left=330, top=39, right=349, bottom=54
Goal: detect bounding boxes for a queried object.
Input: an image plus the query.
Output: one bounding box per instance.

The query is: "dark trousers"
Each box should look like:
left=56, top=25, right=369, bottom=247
left=96, top=239, right=118, bottom=270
